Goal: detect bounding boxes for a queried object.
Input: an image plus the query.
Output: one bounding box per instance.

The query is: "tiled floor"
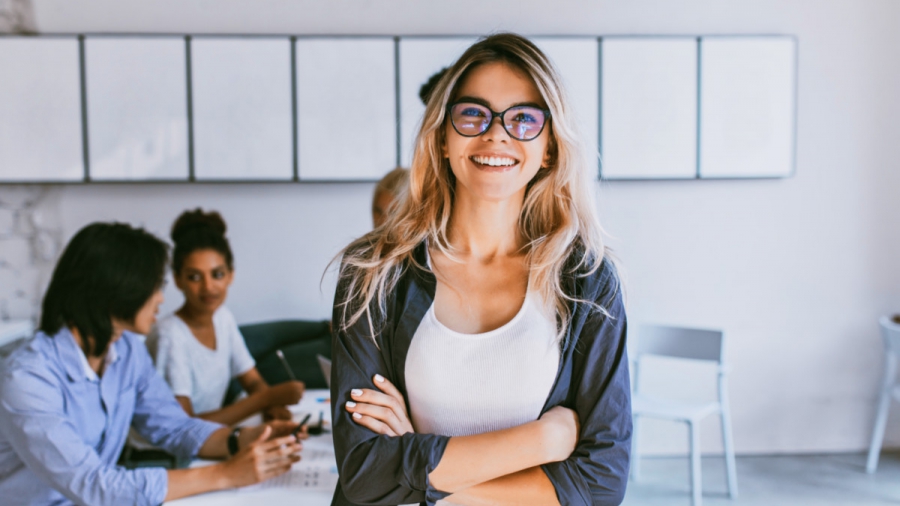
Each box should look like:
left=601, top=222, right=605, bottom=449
left=622, top=452, right=900, bottom=505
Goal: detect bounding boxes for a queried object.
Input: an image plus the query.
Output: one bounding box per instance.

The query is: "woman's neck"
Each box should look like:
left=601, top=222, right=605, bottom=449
left=447, top=188, right=525, bottom=260
left=176, top=304, right=215, bottom=328
left=70, top=326, right=113, bottom=376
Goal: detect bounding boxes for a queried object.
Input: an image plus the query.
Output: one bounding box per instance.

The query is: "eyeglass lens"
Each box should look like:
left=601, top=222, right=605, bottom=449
left=449, top=103, right=547, bottom=141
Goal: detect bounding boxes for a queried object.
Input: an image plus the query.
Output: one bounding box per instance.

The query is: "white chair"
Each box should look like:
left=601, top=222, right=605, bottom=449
left=866, top=316, right=900, bottom=473
left=630, top=324, right=738, bottom=506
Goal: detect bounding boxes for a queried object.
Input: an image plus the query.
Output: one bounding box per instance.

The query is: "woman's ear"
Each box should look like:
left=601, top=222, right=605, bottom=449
left=441, top=131, right=449, bottom=159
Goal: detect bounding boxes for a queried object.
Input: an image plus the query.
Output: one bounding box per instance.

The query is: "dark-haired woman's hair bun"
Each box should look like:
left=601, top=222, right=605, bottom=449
left=171, top=208, right=234, bottom=274
left=171, top=208, right=227, bottom=244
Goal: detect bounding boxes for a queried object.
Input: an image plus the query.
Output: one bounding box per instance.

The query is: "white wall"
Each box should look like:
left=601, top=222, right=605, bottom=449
left=26, top=0, right=900, bottom=455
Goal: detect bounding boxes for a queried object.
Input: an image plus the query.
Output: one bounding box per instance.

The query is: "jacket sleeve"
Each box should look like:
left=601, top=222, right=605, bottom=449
left=129, top=335, right=223, bottom=460
left=541, top=269, right=632, bottom=506
left=331, top=266, right=451, bottom=506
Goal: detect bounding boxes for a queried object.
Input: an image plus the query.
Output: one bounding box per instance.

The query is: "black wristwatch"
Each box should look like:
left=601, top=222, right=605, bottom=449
left=227, top=427, right=242, bottom=456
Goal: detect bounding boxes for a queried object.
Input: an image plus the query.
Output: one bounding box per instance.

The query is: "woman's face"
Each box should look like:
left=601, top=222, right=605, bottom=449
left=133, top=288, right=164, bottom=335
left=372, top=190, right=395, bottom=229
left=443, top=61, right=551, bottom=204
left=174, top=249, right=234, bottom=314
left=117, top=288, right=164, bottom=337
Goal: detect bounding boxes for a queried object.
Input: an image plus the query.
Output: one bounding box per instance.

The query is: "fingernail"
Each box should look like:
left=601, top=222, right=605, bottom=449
left=351, top=389, right=362, bottom=397
left=346, top=401, right=356, bottom=408
left=374, top=374, right=385, bottom=383
left=352, top=412, right=362, bottom=420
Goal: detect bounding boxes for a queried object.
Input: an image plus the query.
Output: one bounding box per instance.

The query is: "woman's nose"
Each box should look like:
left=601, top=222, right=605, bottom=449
left=481, top=114, right=510, bottom=142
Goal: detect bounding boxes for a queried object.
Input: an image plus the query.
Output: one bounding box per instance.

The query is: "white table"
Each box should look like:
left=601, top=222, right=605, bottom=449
left=166, top=389, right=337, bottom=505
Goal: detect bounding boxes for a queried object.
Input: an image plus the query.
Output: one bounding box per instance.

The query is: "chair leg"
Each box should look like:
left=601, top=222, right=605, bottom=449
left=720, top=409, right=738, bottom=498
left=630, top=415, right=641, bottom=481
left=689, top=421, right=702, bottom=506
left=867, top=387, right=893, bottom=473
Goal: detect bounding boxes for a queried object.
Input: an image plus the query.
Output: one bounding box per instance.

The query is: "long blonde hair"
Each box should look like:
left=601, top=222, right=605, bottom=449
left=337, top=33, right=607, bottom=341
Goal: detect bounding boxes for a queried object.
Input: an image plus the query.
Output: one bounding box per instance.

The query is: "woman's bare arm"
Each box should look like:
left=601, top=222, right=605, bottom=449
left=444, top=467, right=559, bottom=506
left=239, top=369, right=298, bottom=421
left=428, top=407, right=577, bottom=493
left=239, top=368, right=269, bottom=395
left=346, top=377, right=579, bottom=497
left=173, top=370, right=304, bottom=426
left=176, top=394, right=270, bottom=426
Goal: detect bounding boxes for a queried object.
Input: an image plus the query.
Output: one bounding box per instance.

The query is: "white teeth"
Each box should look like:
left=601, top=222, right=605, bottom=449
left=472, top=155, right=517, bottom=167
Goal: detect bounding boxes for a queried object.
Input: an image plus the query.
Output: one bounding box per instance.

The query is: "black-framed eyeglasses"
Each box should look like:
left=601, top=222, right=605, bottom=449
left=447, top=102, right=551, bottom=142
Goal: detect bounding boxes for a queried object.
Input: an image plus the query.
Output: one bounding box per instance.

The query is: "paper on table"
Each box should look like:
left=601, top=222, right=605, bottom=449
left=237, top=434, right=338, bottom=493
left=290, top=388, right=332, bottom=433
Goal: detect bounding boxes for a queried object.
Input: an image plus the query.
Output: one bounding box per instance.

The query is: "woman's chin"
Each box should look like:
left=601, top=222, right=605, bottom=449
left=454, top=165, right=539, bottom=204
left=188, top=298, right=221, bottom=311
left=458, top=180, right=529, bottom=205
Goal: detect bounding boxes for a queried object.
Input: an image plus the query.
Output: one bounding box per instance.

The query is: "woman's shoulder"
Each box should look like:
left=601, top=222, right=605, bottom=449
left=565, top=246, right=622, bottom=307
left=154, top=312, right=185, bottom=330
left=213, top=306, right=238, bottom=326
left=117, top=331, right=155, bottom=366
left=213, top=306, right=245, bottom=347
left=148, top=312, right=191, bottom=345
left=0, top=332, right=62, bottom=385
left=337, top=233, right=379, bottom=270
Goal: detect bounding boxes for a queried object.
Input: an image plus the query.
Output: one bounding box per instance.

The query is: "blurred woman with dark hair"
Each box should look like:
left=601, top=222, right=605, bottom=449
left=0, top=222, right=304, bottom=506
left=147, top=208, right=306, bottom=426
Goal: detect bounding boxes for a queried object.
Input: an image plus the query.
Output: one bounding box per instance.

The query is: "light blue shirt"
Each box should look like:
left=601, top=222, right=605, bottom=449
left=0, top=328, right=223, bottom=506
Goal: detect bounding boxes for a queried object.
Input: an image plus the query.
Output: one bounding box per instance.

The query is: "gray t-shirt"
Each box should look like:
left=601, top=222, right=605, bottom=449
left=146, top=306, right=255, bottom=414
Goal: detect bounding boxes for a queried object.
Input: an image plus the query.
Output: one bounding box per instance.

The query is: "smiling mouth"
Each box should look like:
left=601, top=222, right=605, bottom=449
left=470, top=155, right=519, bottom=169
left=469, top=155, right=519, bottom=172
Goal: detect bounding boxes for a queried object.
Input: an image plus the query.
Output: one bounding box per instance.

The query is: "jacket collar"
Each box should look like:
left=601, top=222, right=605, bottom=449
left=54, top=327, right=120, bottom=382
left=409, top=241, right=437, bottom=298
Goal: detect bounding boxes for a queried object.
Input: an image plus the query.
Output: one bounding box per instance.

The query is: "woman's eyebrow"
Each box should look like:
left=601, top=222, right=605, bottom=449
left=512, top=101, right=546, bottom=109
left=455, top=96, right=491, bottom=108
left=185, top=264, right=227, bottom=273
left=455, top=96, right=546, bottom=110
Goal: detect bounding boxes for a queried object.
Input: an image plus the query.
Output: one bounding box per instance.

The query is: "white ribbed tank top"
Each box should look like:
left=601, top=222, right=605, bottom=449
left=405, top=292, right=561, bottom=439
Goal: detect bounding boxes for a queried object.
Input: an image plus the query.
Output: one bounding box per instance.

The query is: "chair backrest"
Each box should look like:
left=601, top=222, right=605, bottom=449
left=223, top=319, right=332, bottom=405
left=633, top=324, right=724, bottom=364
left=879, top=316, right=900, bottom=356
left=239, top=319, right=331, bottom=357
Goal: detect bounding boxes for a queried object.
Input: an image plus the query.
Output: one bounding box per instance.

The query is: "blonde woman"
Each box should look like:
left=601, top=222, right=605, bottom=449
left=331, top=33, right=630, bottom=506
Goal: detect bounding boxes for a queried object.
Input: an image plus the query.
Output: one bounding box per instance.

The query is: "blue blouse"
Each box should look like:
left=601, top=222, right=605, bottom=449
left=330, top=244, right=632, bottom=506
left=0, top=328, right=222, bottom=506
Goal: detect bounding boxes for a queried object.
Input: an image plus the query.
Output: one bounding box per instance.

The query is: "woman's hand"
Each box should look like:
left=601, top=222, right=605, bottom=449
left=538, top=405, right=580, bottom=462
left=265, top=381, right=306, bottom=407
left=239, top=420, right=308, bottom=450
left=262, top=405, right=294, bottom=421
left=345, top=374, right=414, bottom=436
left=222, top=426, right=303, bottom=488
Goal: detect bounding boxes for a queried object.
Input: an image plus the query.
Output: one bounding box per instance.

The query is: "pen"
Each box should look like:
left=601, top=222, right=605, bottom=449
left=275, top=349, right=297, bottom=382
left=292, top=413, right=312, bottom=439
left=308, top=411, right=325, bottom=436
